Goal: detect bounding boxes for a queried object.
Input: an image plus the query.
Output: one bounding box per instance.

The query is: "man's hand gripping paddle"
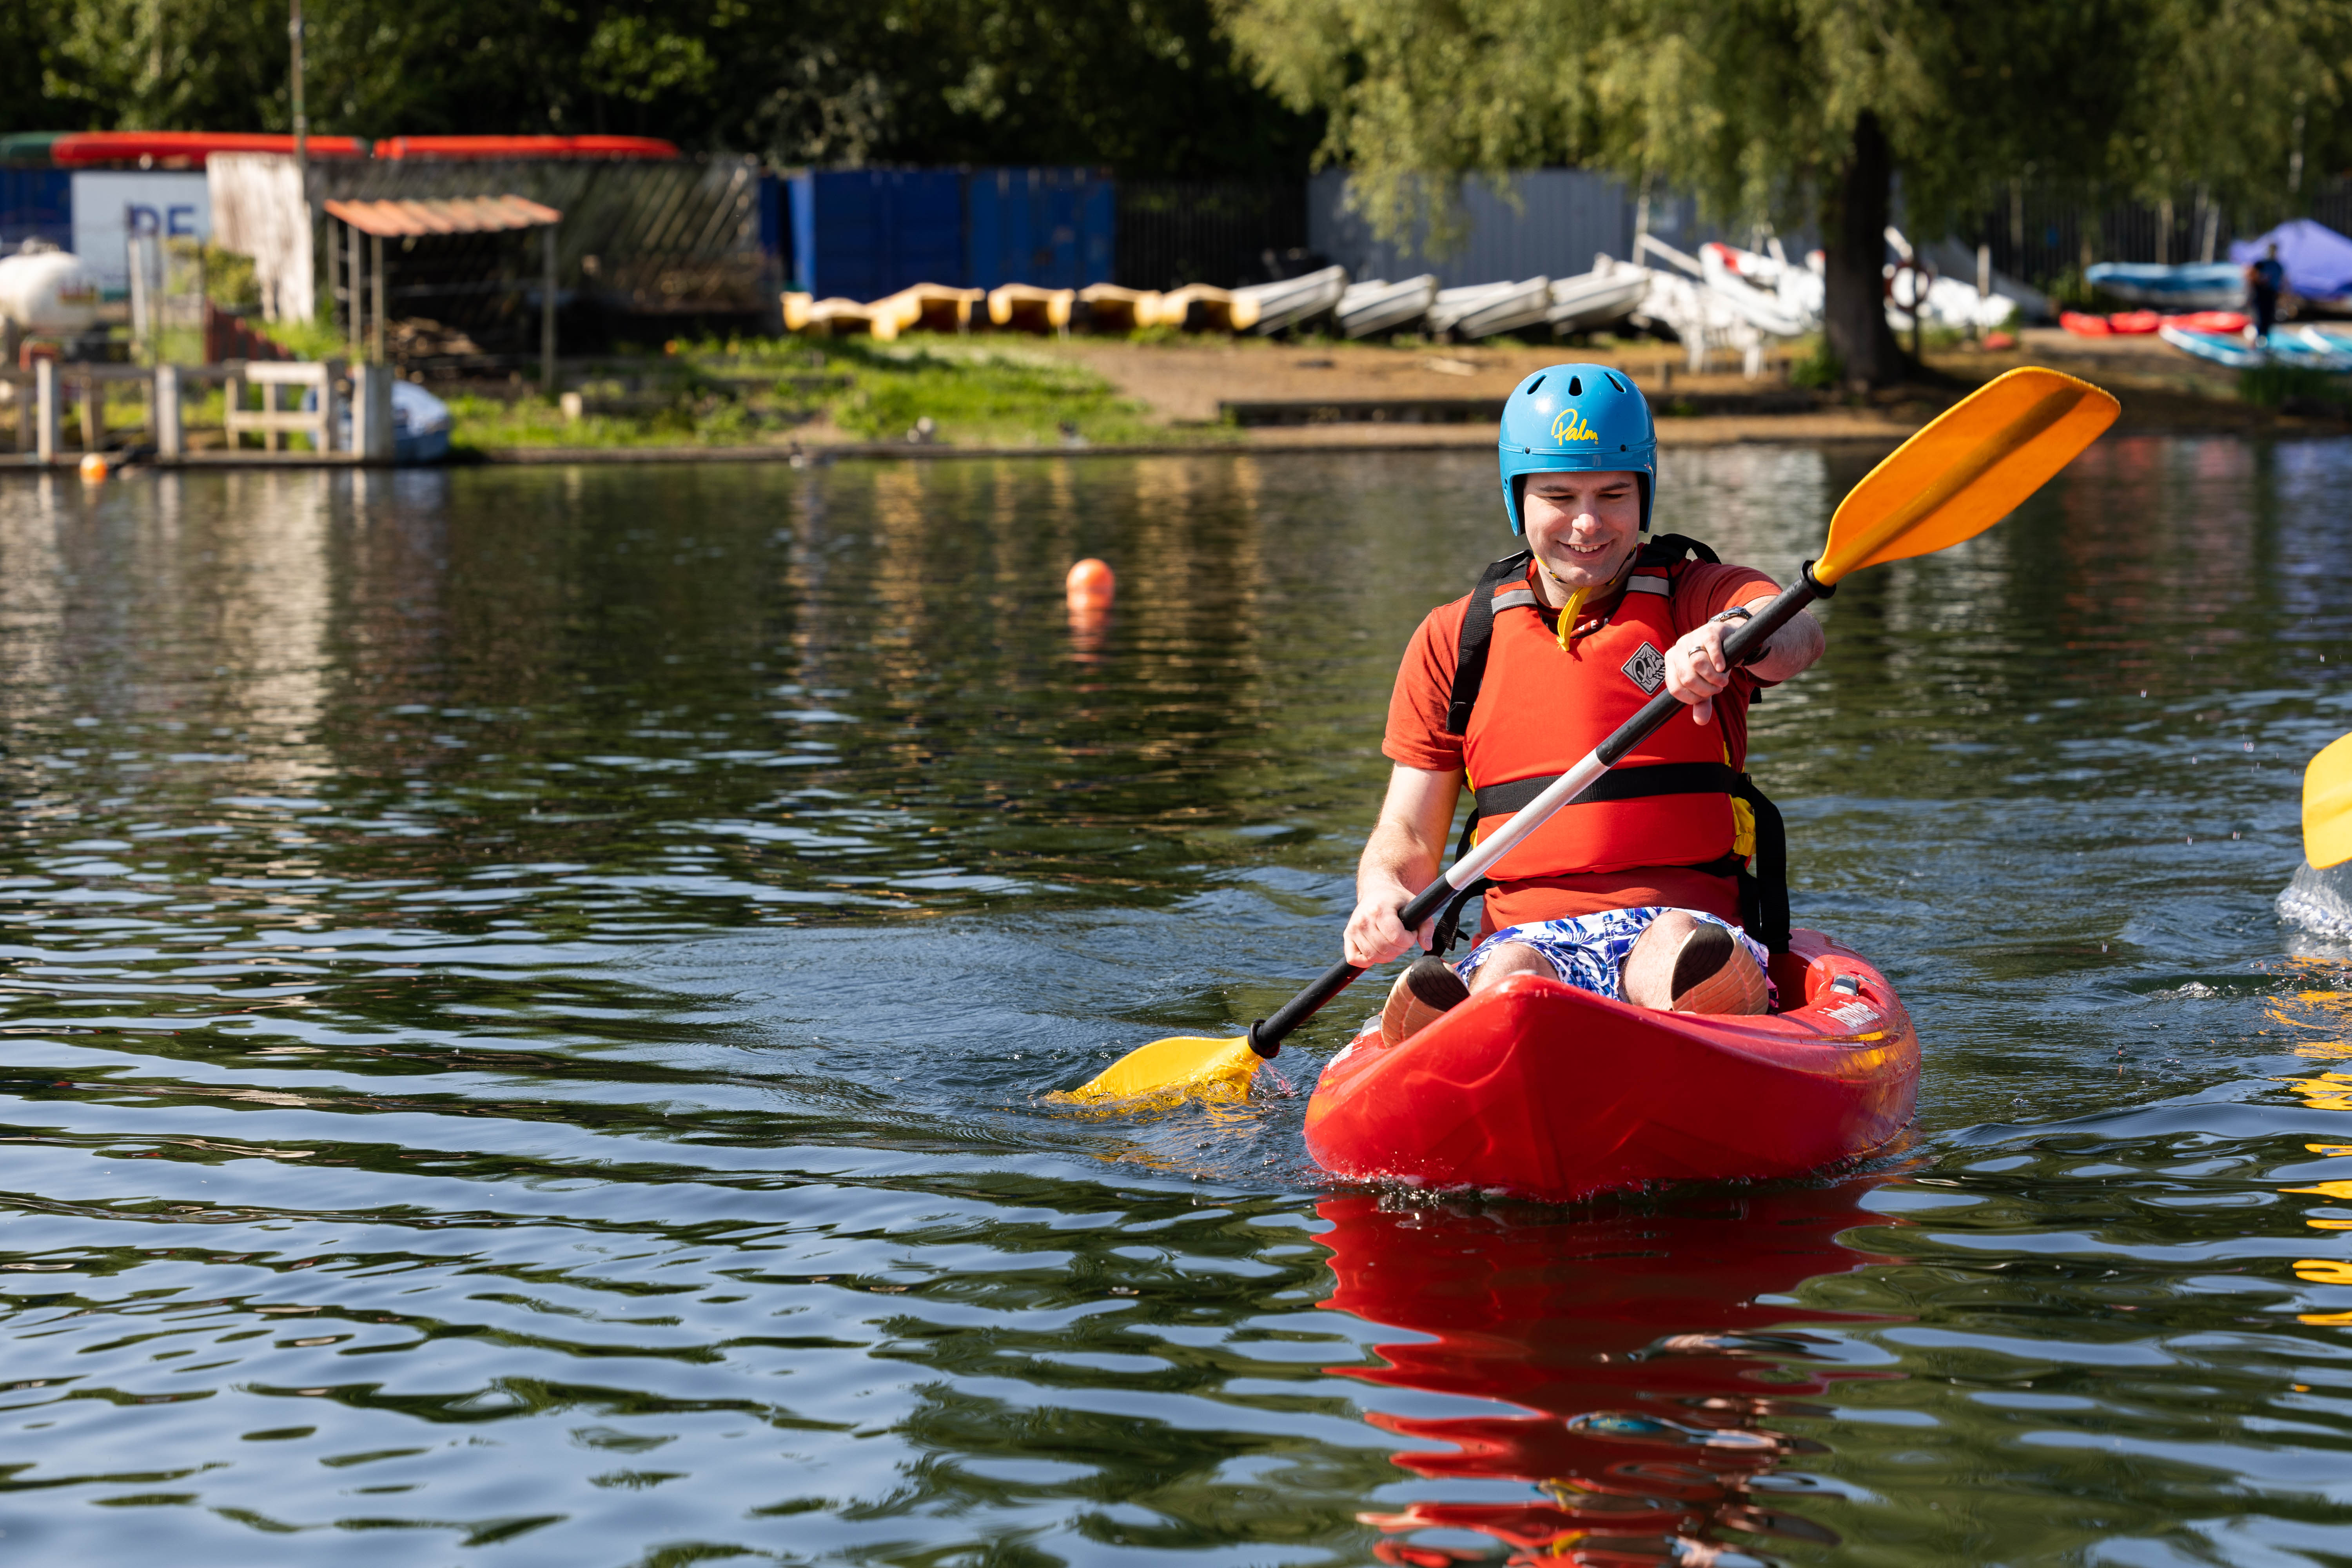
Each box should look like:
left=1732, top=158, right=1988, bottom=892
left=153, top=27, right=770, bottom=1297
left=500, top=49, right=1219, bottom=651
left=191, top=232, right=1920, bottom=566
left=1056, top=367, right=2122, bottom=1106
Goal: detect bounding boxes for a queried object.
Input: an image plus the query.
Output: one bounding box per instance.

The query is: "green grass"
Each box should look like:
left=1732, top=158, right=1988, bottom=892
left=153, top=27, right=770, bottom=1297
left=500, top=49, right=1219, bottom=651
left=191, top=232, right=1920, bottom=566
left=261, top=316, right=358, bottom=363
left=1788, top=337, right=1842, bottom=389
left=2239, top=362, right=2352, bottom=413
left=822, top=337, right=1199, bottom=446
left=445, top=334, right=1229, bottom=452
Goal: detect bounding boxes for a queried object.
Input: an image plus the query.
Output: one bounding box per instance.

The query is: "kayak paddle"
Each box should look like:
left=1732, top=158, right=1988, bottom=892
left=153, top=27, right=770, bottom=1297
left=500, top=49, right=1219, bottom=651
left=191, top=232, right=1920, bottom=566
left=1056, top=365, right=2121, bottom=1106
left=2308, top=732, right=2352, bottom=872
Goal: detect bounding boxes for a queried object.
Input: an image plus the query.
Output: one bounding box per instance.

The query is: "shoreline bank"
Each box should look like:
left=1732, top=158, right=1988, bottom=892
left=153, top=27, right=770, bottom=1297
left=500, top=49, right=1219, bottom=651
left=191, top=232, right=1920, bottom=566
left=2, top=327, right=2339, bottom=475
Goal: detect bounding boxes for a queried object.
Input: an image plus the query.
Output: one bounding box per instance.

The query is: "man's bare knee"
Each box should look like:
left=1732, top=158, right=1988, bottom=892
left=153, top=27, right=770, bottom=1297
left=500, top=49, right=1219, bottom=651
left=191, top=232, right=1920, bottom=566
left=1468, top=942, right=1558, bottom=993
left=1621, top=910, right=1766, bottom=1014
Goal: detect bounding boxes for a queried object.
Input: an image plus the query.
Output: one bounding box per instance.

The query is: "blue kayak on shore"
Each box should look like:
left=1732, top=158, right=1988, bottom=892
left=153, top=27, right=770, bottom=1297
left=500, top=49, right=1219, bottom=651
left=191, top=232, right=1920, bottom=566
left=2087, top=261, right=2246, bottom=311
left=2160, top=322, right=2352, bottom=372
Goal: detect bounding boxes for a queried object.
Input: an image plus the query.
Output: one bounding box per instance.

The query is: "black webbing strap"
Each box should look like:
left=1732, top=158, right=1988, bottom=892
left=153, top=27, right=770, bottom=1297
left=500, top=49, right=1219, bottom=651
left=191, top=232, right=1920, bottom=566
left=1428, top=806, right=1489, bottom=957
left=1643, top=532, right=1720, bottom=568
left=1733, top=773, right=1790, bottom=953
left=1470, top=762, right=1739, bottom=820
left=1445, top=550, right=1532, bottom=735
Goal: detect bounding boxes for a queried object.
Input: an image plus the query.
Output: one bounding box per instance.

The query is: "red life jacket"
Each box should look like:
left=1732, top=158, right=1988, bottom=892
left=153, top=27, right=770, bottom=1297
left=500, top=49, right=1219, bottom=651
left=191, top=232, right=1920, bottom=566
left=1456, top=548, right=1745, bottom=881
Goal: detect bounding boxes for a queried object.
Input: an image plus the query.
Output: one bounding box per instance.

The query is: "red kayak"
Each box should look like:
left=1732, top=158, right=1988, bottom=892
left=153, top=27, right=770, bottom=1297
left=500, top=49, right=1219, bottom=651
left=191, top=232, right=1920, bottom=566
left=1303, top=929, right=1919, bottom=1202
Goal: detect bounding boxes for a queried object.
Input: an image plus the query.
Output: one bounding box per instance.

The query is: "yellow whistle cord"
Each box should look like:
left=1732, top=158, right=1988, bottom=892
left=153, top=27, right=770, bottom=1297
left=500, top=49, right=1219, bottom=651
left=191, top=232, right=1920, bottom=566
left=1554, top=586, right=1591, bottom=652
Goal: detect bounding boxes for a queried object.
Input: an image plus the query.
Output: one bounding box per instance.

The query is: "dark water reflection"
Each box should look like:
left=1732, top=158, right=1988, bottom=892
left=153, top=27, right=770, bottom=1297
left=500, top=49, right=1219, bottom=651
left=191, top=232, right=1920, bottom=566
left=0, top=439, right=2348, bottom=1564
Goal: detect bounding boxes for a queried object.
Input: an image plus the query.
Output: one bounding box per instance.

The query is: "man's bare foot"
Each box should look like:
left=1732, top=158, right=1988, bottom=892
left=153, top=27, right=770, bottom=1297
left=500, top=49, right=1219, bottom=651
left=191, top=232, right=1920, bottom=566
left=1621, top=911, right=1767, bottom=1014
left=1380, top=956, right=1469, bottom=1045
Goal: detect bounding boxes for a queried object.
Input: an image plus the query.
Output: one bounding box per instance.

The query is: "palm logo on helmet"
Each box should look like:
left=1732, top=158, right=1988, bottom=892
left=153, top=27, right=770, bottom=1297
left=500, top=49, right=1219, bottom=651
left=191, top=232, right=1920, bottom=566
left=1498, top=362, right=1657, bottom=535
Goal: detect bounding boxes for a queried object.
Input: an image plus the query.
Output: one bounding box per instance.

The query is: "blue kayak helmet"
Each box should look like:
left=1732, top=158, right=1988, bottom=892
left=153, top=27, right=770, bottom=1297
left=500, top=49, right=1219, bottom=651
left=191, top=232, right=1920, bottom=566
left=1497, top=363, right=1657, bottom=535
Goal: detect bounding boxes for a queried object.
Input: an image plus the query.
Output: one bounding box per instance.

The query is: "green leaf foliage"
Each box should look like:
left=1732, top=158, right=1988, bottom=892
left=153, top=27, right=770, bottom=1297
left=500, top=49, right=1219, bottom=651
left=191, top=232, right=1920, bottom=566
left=8, top=0, right=1320, bottom=178
left=1216, top=0, right=2352, bottom=380
left=1225, top=0, right=2352, bottom=238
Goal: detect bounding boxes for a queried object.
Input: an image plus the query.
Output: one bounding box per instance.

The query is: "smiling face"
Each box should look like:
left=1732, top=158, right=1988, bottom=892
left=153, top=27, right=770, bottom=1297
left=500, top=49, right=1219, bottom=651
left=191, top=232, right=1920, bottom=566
left=1521, top=470, right=1642, bottom=604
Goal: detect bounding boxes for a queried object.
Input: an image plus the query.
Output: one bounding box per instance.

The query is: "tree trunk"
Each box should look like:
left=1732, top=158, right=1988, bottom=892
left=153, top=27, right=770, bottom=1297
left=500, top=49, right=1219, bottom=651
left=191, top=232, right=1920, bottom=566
left=1822, top=110, right=1903, bottom=388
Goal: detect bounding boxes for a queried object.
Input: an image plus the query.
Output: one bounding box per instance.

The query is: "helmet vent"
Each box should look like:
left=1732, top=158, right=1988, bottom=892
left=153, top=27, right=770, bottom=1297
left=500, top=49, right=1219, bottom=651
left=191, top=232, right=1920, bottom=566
left=1568, top=375, right=1583, bottom=396
left=1525, top=374, right=1545, bottom=395
left=1607, top=372, right=1628, bottom=392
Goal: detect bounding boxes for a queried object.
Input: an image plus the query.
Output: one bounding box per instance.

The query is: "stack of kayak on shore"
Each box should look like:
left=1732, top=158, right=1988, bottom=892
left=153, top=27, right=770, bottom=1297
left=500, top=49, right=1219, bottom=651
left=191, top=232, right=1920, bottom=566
left=779, top=223, right=2048, bottom=363
left=782, top=265, right=1658, bottom=345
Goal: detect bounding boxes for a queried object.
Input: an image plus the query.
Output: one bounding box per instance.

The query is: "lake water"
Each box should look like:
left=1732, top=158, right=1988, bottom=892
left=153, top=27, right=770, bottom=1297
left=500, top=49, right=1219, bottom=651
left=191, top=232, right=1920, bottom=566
left=0, top=440, right=2347, bottom=1566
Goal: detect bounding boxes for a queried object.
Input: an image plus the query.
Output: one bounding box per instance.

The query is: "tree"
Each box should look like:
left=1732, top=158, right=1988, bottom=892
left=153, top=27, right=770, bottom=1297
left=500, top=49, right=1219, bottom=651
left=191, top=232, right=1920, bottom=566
left=15, top=0, right=1319, bottom=178
left=1216, top=0, right=2351, bottom=386
left=2116, top=0, right=2352, bottom=226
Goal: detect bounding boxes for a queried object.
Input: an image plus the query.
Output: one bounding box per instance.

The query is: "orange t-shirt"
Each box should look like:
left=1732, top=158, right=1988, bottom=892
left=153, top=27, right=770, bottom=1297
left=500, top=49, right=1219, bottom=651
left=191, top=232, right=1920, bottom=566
left=1383, top=559, right=1780, bottom=931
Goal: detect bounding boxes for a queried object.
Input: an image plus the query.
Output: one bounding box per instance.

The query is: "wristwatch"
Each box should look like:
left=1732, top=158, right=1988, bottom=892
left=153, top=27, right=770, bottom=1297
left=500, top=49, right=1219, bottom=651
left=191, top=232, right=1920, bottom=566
left=1711, top=605, right=1770, bottom=664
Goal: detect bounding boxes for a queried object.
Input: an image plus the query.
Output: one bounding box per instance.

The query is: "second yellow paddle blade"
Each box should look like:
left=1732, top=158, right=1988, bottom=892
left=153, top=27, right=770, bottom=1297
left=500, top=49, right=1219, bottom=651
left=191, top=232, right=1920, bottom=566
left=1049, top=1035, right=1263, bottom=1106
left=2308, top=732, right=2352, bottom=870
left=1816, top=367, right=2120, bottom=585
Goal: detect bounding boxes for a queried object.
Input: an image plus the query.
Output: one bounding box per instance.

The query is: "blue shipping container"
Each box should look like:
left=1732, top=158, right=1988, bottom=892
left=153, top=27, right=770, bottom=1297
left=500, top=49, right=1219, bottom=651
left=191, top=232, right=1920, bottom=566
left=788, top=169, right=964, bottom=300
left=965, top=169, right=1114, bottom=290
left=0, top=168, right=72, bottom=253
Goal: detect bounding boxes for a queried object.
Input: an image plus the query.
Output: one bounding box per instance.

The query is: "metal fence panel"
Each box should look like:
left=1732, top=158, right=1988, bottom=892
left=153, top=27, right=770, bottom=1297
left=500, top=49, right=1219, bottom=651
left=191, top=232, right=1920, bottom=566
left=966, top=168, right=1114, bottom=290
left=1309, top=168, right=1637, bottom=287
left=1970, top=177, right=2352, bottom=288
left=1115, top=179, right=1306, bottom=291
left=312, top=154, right=771, bottom=331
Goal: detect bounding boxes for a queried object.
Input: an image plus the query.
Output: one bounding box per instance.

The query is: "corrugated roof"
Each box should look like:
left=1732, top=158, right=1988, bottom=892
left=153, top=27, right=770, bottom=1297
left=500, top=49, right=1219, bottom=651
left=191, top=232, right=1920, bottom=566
left=323, top=194, right=562, bottom=238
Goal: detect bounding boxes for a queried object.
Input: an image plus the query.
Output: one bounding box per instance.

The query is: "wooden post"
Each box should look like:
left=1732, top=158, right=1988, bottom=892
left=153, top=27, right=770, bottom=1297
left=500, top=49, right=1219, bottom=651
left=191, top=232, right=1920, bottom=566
left=155, top=364, right=183, bottom=457
left=322, top=357, right=345, bottom=453
left=541, top=222, right=557, bottom=391
left=79, top=367, right=103, bottom=452
left=225, top=361, right=247, bottom=452
left=1976, top=243, right=1992, bottom=343
left=354, top=361, right=393, bottom=461
left=347, top=220, right=363, bottom=363
left=371, top=233, right=386, bottom=364
left=34, top=358, right=57, bottom=461
left=326, top=218, right=339, bottom=338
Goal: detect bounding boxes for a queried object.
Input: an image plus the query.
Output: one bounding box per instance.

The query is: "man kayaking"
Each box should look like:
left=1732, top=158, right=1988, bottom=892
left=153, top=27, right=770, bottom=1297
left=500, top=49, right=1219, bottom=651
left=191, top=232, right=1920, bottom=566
left=1346, top=362, right=1825, bottom=1044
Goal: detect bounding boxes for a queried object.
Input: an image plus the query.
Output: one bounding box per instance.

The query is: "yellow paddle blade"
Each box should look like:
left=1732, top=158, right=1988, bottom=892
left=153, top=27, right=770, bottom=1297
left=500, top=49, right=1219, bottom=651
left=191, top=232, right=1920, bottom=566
left=1048, top=1035, right=1263, bottom=1106
left=2309, top=732, right=2352, bottom=870
left=1814, top=367, right=2120, bottom=586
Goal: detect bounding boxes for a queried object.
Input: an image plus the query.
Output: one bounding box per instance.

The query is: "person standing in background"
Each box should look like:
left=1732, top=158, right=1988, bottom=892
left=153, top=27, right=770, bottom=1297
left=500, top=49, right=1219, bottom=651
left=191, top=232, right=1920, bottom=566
left=2248, top=241, right=2287, bottom=343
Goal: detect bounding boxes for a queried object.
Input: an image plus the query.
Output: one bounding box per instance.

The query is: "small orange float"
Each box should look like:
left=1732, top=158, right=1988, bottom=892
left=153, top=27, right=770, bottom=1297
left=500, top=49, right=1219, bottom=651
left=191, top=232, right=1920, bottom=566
left=77, top=452, right=108, bottom=483
left=1064, top=557, right=1115, bottom=610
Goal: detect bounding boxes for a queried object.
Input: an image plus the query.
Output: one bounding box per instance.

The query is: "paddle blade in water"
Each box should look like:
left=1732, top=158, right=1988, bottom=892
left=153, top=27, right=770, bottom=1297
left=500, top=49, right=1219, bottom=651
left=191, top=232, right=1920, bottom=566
left=2308, top=732, right=2352, bottom=870
left=1815, top=367, right=2120, bottom=585
left=1050, top=1034, right=1263, bottom=1105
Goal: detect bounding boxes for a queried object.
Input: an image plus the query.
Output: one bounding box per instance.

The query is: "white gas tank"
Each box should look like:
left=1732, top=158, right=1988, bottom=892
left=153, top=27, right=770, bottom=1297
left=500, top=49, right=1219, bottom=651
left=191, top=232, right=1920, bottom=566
left=0, top=243, right=101, bottom=335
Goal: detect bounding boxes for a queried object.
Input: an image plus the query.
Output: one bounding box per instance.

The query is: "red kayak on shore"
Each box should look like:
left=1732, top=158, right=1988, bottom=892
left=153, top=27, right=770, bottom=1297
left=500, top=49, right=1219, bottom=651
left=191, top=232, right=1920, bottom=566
left=1302, top=929, right=1919, bottom=1202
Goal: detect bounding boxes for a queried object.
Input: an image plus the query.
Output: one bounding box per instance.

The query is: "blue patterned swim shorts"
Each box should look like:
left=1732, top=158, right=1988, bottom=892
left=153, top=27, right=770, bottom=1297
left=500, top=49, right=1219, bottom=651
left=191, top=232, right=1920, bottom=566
left=1453, top=906, right=1772, bottom=1004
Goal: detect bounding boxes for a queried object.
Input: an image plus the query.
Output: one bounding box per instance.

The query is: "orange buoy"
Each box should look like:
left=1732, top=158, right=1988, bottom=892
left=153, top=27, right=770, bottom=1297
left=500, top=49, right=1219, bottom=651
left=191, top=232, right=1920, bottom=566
left=1065, top=557, right=1116, bottom=610
left=77, top=452, right=108, bottom=483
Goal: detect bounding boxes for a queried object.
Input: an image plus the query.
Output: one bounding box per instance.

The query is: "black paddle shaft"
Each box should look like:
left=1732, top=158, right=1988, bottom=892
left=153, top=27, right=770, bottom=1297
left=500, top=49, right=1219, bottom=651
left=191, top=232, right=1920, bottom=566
left=1243, top=565, right=1832, bottom=1058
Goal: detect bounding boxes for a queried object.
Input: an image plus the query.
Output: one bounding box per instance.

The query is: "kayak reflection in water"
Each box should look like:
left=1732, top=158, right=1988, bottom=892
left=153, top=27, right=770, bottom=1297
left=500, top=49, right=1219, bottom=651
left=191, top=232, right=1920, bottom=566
left=1320, top=1185, right=1900, bottom=1566
left=1347, top=364, right=1826, bottom=1046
